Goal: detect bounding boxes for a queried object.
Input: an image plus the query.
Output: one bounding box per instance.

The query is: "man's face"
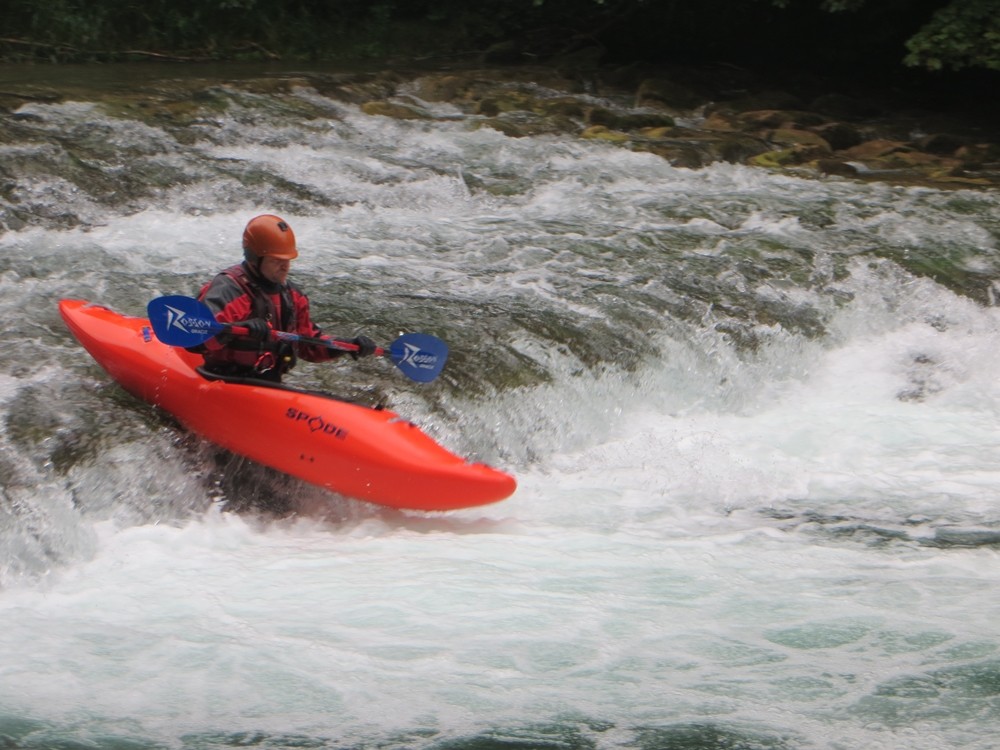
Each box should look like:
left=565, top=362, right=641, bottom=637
left=260, top=256, right=291, bottom=285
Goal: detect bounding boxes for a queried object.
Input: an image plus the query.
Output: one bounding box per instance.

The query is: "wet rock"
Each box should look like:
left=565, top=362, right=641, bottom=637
left=885, top=149, right=956, bottom=169
left=812, top=122, right=864, bottom=150
left=309, top=71, right=403, bottom=105
left=633, top=127, right=769, bottom=166
left=816, top=159, right=859, bottom=177
left=635, top=141, right=706, bottom=168
left=839, top=139, right=912, bottom=161
left=580, top=125, right=631, bottom=143
left=712, top=134, right=773, bottom=163
left=742, top=127, right=832, bottom=167
left=836, top=139, right=961, bottom=176
left=767, top=128, right=831, bottom=150
left=476, top=112, right=578, bottom=137
left=956, top=142, right=1000, bottom=169
left=701, top=111, right=743, bottom=131
left=536, top=97, right=587, bottom=119
left=917, top=133, right=966, bottom=155
left=748, top=148, right=799, bottom=168
left=475, top=90, right=542, bottom=116
left=737, top=109, right=828, bottom=130
left=635, top=77, right=702, bottom=110
left=409, top=74, right=472, bottom=103
left=587, top=107, right=675, bottom=130
left=360, top=100, right=433, bottom=120
left=467, top=84, right=587, bottom=120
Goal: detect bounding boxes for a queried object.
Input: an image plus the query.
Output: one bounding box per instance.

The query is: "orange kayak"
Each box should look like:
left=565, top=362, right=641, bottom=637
left=59, top=299, right=517, bottom=511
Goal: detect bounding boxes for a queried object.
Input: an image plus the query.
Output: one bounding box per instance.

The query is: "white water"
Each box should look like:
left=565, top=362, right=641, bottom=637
left=1, top=77, right=1000, bottom=749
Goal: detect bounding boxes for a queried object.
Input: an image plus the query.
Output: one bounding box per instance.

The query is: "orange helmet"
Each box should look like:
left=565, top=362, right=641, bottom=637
left=242, top=214, right=298, bottom=260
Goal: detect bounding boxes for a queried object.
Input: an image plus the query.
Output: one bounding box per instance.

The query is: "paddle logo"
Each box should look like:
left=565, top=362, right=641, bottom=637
left=398, top=342, right=438, bottom=371
left=164, top=304, right=214, bottom=336
left=388, top=332, right=448, bottom=383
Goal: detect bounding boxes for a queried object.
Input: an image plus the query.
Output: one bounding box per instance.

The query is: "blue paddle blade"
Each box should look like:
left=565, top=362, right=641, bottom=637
left=389, top=333, right=449, bottom=383
left=146, top=295, right=226, bottom=347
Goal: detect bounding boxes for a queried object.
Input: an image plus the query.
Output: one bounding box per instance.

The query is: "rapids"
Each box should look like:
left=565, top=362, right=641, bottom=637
left=1, top=64, right=999, bottom=749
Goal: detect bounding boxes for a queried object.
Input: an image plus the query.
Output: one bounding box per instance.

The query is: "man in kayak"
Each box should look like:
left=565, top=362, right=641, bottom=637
left=195, top=214, right=376, bottom=382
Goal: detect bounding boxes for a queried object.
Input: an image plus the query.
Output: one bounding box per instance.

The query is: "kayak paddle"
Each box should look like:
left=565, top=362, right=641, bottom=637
left=146, top=295, right=448, bottom=383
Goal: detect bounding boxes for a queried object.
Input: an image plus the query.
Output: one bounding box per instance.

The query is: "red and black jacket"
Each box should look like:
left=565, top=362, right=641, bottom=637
left=197, top=262, right=343, bottom=378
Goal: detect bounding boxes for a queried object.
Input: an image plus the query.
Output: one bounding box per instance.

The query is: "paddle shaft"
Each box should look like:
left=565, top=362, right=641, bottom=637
left=147, top=295, right=448, bottom=382
left=226, top=324, right=384, bottom=357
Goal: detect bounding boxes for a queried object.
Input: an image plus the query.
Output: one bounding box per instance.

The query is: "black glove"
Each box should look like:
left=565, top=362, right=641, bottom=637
left=240, top=318, right=271, bottom=341
left=351, top=335, right=377, bottom=359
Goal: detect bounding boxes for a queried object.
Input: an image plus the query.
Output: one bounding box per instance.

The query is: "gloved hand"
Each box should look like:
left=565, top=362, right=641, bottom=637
left=241, top=318, right=271, bottom=341
left=351, top=335, right=377, bottom=359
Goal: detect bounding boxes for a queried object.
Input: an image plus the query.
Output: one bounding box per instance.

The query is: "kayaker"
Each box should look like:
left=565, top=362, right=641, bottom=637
left=195, top=214, right=376, bottom=382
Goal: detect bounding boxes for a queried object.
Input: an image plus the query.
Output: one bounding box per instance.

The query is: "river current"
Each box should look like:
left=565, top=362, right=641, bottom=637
left=1, top=64, right=999, bottom=749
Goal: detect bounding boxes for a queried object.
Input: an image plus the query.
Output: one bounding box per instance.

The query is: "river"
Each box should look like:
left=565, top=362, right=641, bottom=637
left=1, top=63, right=999, bottom=750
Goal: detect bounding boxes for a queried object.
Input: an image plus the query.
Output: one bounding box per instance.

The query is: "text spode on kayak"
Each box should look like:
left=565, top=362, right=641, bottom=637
left=285, top=408, right=348, bottom=439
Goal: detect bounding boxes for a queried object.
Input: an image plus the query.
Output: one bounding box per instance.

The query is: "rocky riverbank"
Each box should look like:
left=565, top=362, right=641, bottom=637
left=353, top=63, right=1000, bottom=191
left=2, top=61, right=998, bottom=192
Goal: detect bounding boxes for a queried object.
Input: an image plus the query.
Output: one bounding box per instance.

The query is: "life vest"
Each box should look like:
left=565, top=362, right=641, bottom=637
left=195, top=263, right=302, bottom=378
left=199, top=263, right=299, bottom=333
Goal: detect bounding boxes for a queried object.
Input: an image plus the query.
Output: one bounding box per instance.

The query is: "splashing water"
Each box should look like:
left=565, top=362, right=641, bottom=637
left=1, top=67, right=999, bottom=749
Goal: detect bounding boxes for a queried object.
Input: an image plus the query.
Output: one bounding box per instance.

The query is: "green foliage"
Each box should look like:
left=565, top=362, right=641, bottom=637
left=0, top=0, right=400, bottom=60
left=761, top=0, right=1000, bottom=70
left=904, top=0, right=1000, bottom=70
left=0, top=0, right=999, bottom=74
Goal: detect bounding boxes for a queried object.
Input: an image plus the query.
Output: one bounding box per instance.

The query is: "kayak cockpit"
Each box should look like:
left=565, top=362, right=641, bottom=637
left=195, top=366, right=387, bottom=410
